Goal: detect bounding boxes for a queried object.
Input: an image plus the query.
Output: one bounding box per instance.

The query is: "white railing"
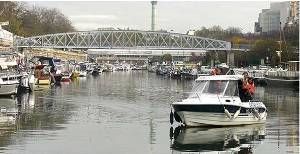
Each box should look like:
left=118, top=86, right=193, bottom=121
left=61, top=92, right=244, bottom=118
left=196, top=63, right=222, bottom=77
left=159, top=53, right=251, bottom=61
left=266, top=70, right=299, bottom=78
left=232, top=68, right=266, bottom=78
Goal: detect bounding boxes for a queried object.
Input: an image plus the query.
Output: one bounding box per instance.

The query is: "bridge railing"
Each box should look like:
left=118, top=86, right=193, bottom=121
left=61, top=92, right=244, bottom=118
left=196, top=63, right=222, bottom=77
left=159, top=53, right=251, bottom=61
left=15, top=30, right=231, bottom=51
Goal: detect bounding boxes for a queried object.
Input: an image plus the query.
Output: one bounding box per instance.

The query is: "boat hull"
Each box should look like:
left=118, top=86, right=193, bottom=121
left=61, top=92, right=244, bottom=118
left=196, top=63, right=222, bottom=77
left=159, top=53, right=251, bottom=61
left=0, top=84, right=18, bottom=96
left=173, top=104, right=267, bottom=126
left=265, top=77, right=299, bottom=89
left=79, top=71, right=87, bottom=77
left=0, top=115, right=16, bottom=125
left=36, top=79, right=50, bottom=85
left=70, top=72, right=79, bottom=78
left=54, top=75, right=62, bottom=82
left=176, top=111, right=266, bottom=126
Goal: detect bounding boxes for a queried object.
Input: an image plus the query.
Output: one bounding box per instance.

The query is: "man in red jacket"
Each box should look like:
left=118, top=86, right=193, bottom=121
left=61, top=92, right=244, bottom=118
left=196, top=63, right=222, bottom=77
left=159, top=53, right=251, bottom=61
left=247, top=78, right=255, bottom=95
left=242, top=77, right=255, bottom=101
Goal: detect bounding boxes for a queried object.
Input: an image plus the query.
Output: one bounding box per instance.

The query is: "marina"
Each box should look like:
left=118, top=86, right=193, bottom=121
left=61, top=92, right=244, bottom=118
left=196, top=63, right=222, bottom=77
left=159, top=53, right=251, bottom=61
left=0, top=1, right=299, bottom=153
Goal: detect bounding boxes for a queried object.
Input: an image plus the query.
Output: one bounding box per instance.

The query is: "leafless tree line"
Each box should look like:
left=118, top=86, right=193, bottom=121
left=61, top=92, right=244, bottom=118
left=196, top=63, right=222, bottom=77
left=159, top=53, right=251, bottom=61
left=0, top=1, right=75, bottom=37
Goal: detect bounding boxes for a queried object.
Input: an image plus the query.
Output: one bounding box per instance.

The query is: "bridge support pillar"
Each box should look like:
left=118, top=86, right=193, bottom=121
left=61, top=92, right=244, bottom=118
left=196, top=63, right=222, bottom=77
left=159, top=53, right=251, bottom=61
left=226, top=51, right=234, bottom=68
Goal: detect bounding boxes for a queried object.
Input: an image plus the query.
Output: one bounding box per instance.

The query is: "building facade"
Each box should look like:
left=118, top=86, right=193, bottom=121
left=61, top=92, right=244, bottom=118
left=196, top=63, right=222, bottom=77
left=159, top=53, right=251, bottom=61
left=286, top=1, right=299, bottom=26
left=255, top=1, right=297, bottom=33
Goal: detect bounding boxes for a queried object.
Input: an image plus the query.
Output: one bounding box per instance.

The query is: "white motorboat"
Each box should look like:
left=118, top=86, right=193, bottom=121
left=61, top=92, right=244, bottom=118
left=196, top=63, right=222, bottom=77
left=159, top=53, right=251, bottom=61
left=0, top=55, right=21, bottom=96
left=171, top=75, right=267, bottom=126
left=265, top=61, right=299, bottom=89
left=0, top=74, right=19, bottom=96
left=77, top=62, right=88, bottom=77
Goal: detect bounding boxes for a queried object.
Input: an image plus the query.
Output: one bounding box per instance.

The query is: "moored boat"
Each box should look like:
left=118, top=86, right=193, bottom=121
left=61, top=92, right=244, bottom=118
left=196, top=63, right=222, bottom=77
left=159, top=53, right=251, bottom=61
left=0, top=74, right=19, bottom=96
left=265, top=61, right=299, bottom=89
left=171, top=75, right=267, bottom=126
left=77, top=62, right=88, bottom=77
left=28, top=56, right=64, bottom=88
left=0, top=54, right=21, bottom=96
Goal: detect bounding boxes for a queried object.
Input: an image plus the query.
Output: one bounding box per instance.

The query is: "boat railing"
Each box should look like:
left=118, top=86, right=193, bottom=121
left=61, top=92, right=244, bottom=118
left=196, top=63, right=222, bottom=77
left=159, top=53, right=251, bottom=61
left=185, top=91, right=224, bottom=97
left=233, top=69, right=265, bottom=78
left=266, top=70, right=299, bottom=78
left=0, top=72, right=21, bottom=77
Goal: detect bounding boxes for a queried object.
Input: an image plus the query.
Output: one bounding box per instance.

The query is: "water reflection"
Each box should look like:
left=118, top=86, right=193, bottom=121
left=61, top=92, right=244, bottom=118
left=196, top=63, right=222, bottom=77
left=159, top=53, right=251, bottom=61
left=170, top=124, right=266, bottom=153
left=0, top=125, right=17, bottom=149
left=16, top=86, right=75, bottom=131
left=0, top=97, right=18, bottom=127
left=262, top=87, right=299, bottom=154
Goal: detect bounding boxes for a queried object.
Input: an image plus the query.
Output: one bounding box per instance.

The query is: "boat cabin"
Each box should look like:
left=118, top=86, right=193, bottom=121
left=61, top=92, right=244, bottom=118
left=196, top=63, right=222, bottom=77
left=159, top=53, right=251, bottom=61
left=189, top=75, right=249, bottom=101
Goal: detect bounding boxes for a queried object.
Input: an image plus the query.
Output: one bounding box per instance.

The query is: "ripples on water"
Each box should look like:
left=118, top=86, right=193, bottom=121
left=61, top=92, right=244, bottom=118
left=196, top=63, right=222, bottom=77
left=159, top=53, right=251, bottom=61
left=0, top=71, right=297, bottom=154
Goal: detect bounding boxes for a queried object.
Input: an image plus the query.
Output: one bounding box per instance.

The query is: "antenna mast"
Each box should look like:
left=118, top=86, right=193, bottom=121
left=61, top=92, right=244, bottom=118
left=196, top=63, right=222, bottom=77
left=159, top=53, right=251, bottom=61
left=151, top=1, right=157, bottom=31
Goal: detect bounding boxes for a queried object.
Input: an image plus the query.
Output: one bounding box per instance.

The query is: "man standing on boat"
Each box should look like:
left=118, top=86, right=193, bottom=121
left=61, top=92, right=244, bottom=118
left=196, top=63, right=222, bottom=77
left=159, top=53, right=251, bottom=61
left=244, top=77, right=255, bottom=100
left=240, top=72, right=255, bottom=101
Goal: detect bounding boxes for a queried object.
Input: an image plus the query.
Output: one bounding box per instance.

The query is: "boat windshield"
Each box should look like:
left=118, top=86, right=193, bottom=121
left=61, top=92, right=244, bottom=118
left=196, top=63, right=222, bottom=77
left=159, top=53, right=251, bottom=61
left=188, top=79, right=239, bottom=97
left=188, top=81, right=206, bottom=98
left=224, top=81, right=239, bottom=96
left=202, top=80, right=227, bottom=94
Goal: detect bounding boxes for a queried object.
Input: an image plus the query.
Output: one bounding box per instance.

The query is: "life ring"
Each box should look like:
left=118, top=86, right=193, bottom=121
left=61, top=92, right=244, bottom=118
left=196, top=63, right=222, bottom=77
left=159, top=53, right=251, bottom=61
left=169, top=111, right=174, bottom=124
left=174, top=112, right=182, bottom=123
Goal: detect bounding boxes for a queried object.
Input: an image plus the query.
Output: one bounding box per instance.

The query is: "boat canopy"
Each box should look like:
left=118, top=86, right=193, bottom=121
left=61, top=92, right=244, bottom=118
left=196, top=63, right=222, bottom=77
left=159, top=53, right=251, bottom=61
left=195, top=75, right=243, bottom=81
left=30, top=56, right=55, bottom=66
left=189, top=79, right=239, bottom=97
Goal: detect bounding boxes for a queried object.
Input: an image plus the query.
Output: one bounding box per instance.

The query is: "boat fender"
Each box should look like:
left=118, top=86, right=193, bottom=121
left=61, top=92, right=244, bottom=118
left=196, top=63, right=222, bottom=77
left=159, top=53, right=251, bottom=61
left=174, top=112, right=182, bottom=123
left=169, top=127, right=174, bottom=139
left=174, top=126, right=181, bottom=140
left=232, top=107, right=241, bottom=119
left=224, top=107, right=231, bottom=119
left=170, top=111, right=174, bottom=124
left=253, top=109, right=260, bottom=119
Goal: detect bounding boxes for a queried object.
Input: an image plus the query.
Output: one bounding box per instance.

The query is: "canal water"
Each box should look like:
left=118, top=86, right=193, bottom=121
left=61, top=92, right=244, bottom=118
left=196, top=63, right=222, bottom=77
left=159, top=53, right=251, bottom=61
left=0, top=71, right=298, bottom=154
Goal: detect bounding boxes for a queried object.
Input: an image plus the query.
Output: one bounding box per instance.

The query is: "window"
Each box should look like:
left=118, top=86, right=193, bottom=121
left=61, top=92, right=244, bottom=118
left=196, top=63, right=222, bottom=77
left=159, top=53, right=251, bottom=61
left=202, top=80, right=227, bottom=94
left=188, top=81, right=207, bottom=98
left=224, top=81, right=239, bottom=96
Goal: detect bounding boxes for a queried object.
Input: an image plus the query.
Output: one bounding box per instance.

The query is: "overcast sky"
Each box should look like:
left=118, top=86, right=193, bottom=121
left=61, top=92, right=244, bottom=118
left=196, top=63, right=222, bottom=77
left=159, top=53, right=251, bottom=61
left=28, top=1, right=270, bottom=33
